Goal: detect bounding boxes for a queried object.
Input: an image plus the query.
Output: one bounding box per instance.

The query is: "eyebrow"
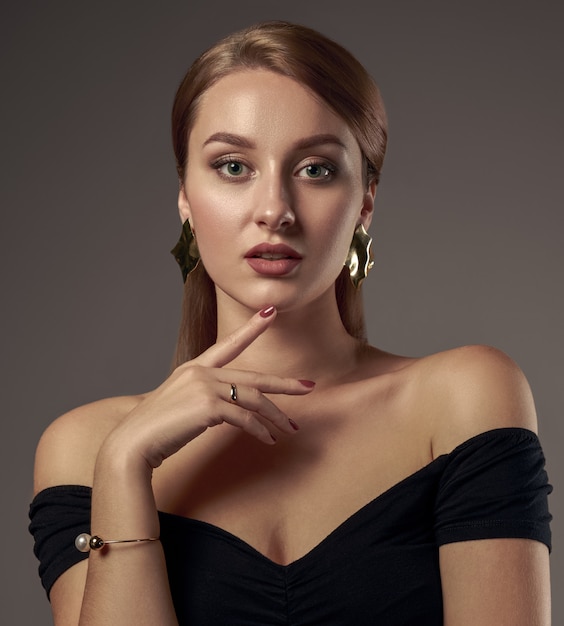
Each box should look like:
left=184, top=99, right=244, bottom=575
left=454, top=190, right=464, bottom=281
left=203, top=132, right=255, bottom=149
left=202, top=132, right=347, bottom=151
left=293, top=134, right=347, bottom=151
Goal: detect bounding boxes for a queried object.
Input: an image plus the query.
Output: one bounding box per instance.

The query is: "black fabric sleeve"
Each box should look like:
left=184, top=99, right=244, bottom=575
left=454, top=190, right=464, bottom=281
left=434, top=428, right=552, bottom=550
left=28, top=485, right=93, bottom=598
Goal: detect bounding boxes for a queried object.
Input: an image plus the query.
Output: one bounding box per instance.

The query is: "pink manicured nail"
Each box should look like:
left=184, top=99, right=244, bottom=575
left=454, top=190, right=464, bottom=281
left=288, top=419, right=299, bottom=431
left=298, top=379, right=316, bottom=388
left=260, top=306, right=276, bottom=318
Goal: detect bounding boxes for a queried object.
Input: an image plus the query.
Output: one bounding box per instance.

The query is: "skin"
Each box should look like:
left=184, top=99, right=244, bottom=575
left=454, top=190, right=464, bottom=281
left=34, top=70, right=551, bottom=625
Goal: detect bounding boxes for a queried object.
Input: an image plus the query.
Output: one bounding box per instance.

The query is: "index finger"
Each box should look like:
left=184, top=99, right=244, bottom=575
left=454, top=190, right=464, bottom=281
left=195, top=306, right=277, bottom=368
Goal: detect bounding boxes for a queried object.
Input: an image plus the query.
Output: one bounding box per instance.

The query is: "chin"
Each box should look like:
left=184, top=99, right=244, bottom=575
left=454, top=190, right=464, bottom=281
left=233, top=283, right=335, bottom=316
left=216, top=283, right=296, bottom=313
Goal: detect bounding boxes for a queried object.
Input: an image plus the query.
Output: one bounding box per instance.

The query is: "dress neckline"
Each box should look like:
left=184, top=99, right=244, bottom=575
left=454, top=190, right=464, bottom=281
left=33, top=427, right=539, bottom=568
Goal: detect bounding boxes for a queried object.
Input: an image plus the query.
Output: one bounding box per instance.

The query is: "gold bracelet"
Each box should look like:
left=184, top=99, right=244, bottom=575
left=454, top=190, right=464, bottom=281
left=75, top=532, right=159, bottom=552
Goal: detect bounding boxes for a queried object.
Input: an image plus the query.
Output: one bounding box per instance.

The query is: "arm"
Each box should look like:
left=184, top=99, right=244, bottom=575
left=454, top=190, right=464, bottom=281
left=33, top=307, right=312, bottom=625
left=81, top=444, right=177, bottom=625
left=40, top=448, right=178, bottom=626
left=429, top=346, right=551, bottom=624
left=440, top=538, right=550, bottom=626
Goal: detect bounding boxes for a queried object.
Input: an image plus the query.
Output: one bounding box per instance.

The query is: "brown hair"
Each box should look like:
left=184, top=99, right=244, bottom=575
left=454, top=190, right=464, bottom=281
left=171, top=21, right=387, bottom=365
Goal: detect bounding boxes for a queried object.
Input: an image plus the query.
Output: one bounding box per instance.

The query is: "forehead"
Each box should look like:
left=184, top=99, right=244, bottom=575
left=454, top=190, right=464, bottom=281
left=189, top=69, right=359, bottom=152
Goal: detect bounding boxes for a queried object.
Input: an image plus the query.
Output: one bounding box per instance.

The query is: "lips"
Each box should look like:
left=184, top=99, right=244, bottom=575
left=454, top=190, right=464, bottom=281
left=245, top=243, right=302, bottom=260
left=245, top=243, right=302, bottom=276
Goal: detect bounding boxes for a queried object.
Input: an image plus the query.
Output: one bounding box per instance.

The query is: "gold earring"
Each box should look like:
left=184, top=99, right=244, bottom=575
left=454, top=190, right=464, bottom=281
left=344, top=224, right=374, bottom=288
left=171, top=219, right=200, bottom=282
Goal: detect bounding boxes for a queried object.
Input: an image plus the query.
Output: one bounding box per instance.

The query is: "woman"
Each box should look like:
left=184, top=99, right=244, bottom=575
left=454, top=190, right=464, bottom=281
left=29, top=21, right=551, bottom=625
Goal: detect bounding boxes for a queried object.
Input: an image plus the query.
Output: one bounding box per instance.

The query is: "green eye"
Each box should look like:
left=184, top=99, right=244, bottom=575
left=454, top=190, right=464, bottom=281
left=225, top=162, right=244, bottom=176
left=298, top=162, right=334, bottom=180
left=306, top=165, right=323, bottom=178
left=213, top=159, right=250, bottom=179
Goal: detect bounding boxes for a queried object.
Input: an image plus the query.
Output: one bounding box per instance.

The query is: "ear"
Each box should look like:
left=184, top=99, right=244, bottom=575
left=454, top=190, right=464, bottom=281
left=178, top=183, right=192, bottom=224
left=359, top=181, right=377, bottom=230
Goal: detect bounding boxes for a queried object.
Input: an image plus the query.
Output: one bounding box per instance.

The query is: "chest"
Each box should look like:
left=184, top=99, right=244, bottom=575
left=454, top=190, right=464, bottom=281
left=152, top=383, right=433, bottom=564
left=159, top=470, right=445, bottom=625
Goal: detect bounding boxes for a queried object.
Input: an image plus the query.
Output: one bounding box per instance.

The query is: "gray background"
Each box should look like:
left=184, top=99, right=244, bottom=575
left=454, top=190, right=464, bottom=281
left=2, top=0, right=562, bottom=623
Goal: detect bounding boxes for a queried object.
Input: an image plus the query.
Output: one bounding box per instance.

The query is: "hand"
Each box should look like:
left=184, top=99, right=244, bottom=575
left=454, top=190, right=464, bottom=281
left=102, top=307, right=314, bottom=470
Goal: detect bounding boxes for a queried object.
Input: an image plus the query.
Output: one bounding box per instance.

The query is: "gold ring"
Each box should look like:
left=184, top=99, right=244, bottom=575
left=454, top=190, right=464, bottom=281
left=230, top=383, right=238, bottom=403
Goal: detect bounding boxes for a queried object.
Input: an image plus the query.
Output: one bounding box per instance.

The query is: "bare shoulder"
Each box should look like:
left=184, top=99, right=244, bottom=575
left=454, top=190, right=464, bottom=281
left=33, top=394, right=145, bottom=495
left=408, top=345, right=538, bottom=456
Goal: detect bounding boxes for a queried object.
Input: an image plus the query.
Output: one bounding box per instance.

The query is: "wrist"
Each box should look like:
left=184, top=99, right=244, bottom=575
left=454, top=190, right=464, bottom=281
left=92, top=434, right=160, bottom=538
left=96, top=430, right=154, bottom=485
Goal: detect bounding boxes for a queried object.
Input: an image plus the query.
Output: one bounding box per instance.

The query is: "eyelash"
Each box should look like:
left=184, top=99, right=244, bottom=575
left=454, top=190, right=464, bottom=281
left=210, top=157, right=337, bottom=182
left=298, top=159, right=337, bottom=181
left=212, top=156, right=252, bottom=181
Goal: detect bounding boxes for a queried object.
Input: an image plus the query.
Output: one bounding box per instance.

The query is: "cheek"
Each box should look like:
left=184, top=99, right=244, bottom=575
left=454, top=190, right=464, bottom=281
left=313, top=198, right=359, bottom=252
left=186, top=186, right=242, bottom=239
left=328, top=228, right=355, bottom=267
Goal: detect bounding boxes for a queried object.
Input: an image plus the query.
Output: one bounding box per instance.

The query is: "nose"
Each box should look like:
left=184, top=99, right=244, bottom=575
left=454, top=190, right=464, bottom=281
left=253, top=172, right=296, bottom=231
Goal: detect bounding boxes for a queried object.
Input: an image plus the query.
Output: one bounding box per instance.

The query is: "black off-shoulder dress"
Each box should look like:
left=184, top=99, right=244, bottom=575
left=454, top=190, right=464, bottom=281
left=29, top=427, right=552, bottom=625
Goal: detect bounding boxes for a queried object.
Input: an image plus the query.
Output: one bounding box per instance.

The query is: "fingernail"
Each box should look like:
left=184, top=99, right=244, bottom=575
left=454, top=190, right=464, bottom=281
left=288, top=418, right=299, bottom=431
left=298, top=379, right=316, bottom=388
left=270, top=433, right=277, bottom=443
left=260, top=306, right=276, bottom=318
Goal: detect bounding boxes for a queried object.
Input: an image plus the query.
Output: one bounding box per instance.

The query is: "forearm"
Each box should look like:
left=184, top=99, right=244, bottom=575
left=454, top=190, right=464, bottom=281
left=78, top=441, right=178, bottom=625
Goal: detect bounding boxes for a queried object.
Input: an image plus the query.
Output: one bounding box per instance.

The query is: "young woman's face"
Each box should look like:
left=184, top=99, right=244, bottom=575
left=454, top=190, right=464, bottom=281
left=179, top=69, right=375, bottom=314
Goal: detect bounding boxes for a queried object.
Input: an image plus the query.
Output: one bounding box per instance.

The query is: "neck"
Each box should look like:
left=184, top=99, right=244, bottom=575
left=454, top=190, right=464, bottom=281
left=216, top=289, right=363, bottom=384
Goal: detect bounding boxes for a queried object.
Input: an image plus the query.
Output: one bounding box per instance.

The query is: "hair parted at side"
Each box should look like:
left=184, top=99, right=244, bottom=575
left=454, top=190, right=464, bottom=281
left=171, top=21, right=388, bottom=366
